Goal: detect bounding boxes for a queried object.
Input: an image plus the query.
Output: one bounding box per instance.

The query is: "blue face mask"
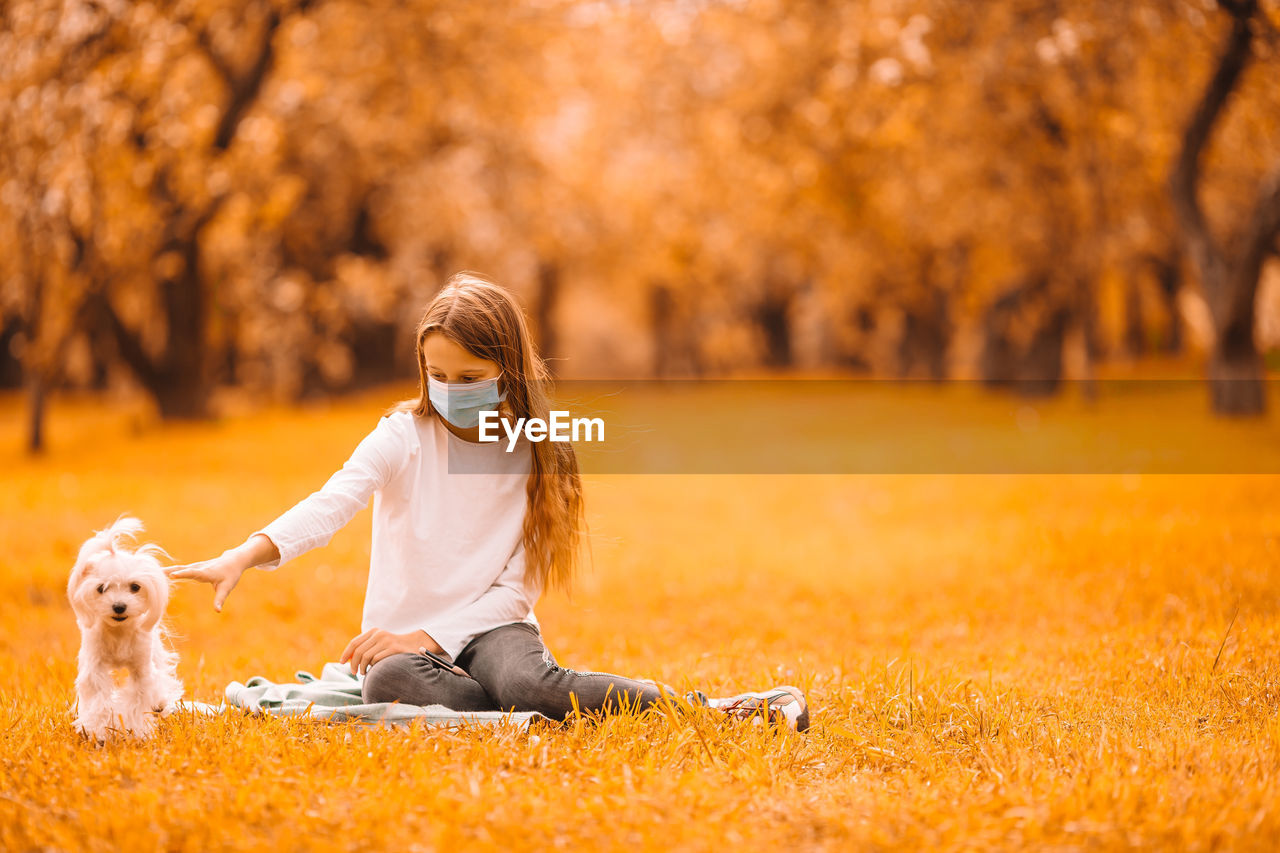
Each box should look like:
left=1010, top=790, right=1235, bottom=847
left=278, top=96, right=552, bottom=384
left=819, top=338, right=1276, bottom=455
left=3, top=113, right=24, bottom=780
left=427, top=373, right=506, bottom=429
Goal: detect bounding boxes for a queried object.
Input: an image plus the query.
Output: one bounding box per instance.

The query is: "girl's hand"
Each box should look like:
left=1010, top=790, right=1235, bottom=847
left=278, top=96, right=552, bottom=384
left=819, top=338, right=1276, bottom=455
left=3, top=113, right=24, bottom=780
left=341, top=628, right=447, bottom=676
left=164, top=534, right=276, bottom=613
left=164, top=550, right=248, bottom=612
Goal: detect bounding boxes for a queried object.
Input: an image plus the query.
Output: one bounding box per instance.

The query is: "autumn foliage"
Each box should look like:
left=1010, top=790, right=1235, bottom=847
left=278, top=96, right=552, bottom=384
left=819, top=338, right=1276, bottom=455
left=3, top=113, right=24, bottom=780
left=1, top=0, right=1278, bottom=434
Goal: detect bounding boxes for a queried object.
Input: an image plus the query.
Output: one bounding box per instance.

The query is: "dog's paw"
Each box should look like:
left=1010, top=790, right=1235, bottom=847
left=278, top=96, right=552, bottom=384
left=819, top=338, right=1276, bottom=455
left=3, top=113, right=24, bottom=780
left=73, top=707, right=114, bottom=741
left=119, top=708, right=156, bottom=738
left=74, top=720, right=111, bottom=746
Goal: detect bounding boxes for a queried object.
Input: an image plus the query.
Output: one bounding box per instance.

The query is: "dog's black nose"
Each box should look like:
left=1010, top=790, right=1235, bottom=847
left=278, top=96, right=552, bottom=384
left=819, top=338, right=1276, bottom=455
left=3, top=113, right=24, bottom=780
left=112, top=603, right=127, bottom=614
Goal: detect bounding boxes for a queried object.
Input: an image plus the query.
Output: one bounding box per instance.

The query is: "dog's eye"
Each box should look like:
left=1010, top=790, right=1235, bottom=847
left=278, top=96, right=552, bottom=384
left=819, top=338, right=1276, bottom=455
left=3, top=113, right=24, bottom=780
left=96, top=584, right=105, bottom=594
left=130, top=583, right=141, bottom=593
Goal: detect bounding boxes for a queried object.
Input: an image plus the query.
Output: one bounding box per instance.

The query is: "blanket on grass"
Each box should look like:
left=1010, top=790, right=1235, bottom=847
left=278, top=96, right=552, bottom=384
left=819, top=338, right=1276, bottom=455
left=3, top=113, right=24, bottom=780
left=172, top=661, right=547, bottom=731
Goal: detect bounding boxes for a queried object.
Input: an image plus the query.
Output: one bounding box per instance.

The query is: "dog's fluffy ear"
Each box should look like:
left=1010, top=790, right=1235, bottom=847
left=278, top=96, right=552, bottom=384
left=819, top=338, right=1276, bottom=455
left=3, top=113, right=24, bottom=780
left=137, top=558, right=170, bottom=633
left=135, top=540, right=173, bottom=633
left=66, top=557, right=99, bottom=632
left=67, top=554, right=91, bottom=601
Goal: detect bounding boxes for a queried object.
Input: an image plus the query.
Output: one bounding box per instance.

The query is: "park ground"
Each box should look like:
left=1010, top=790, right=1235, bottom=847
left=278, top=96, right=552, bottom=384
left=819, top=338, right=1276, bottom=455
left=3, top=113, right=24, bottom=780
left=2, top=379, right=1279, bottom=850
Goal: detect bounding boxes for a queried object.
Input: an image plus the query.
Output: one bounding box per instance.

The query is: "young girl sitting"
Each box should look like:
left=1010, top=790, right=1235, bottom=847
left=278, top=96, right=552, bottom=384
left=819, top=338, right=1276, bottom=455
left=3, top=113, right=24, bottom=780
left=167, top=272, right=809, bottom=732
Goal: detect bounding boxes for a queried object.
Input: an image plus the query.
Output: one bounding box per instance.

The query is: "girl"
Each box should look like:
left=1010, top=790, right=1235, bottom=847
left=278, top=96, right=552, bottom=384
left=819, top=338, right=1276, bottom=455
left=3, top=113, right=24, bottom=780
left=167, top=272, right=809, bottom=732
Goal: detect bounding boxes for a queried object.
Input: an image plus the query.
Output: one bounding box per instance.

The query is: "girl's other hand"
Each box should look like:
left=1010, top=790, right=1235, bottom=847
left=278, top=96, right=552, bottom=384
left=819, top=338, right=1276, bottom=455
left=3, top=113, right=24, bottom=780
left=164, top=550, right=248, bottom=612
left=341, top=628, right=448, bottom=676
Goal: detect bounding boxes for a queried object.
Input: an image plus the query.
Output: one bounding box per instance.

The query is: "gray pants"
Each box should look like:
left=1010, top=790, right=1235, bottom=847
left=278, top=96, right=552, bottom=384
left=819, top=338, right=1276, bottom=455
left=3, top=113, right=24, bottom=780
left=361, top=621, right=671, bottom=720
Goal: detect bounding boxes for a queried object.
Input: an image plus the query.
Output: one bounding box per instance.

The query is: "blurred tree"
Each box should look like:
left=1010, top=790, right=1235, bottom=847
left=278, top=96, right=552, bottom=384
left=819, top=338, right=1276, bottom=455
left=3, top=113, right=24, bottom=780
left=1169, top=0, right=1280, bottom=414
left=4, top=0, right=1280, bottom=450
left=0, top=0, right=320, bottom=446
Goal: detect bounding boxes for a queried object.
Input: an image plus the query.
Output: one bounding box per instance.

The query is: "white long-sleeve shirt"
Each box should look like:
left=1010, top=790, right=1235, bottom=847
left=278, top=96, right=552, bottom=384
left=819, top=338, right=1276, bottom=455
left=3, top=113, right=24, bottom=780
left=252, top=409, right=540, bottom=660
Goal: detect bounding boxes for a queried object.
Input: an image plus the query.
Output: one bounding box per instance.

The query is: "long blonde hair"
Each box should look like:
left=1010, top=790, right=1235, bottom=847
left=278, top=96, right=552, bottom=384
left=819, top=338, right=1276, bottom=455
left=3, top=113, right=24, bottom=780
left=392, top=272, right=585, bottom=596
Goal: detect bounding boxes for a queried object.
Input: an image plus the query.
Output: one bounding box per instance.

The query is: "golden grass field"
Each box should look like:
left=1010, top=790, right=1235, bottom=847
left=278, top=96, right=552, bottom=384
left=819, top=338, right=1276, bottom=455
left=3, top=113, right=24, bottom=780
left=2, top=379, right=1280, bottom=850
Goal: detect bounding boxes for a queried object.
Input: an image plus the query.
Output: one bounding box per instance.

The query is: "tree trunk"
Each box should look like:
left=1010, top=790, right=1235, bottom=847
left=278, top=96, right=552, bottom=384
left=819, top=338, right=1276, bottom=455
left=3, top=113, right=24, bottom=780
left=1152, top=254, right=1184, bottom=354
left=153, top=267, right=210, bottom=419
left=153, top=376, right=210, bottom=420
left=979, top=287, right=1021, bottom=388
left=650, top=281, right=673, bottom=378
left=897, top=290, right=950, bottom=381
left=536, top=261, right=560, bottom=376
left=1202, top=260, right=1267, bottom=414
left=25, top=373, right=45, bottom=455
left=1017, top=307, right=1069, bottom=397
left=0, top=318, right=22, bottom=389
left=96, top=271, right=211, bottom=420
left=757, top=286, right=793, bottom=368
left=1075, top=276, right=1100, bottom=403
left=1208, top=312, right=1265, bottom=415
left=1124, top=273, right=1146, bottom=357
left=1167, top=1, right=1273, bottom=416
left=979, top=278, right=1072, bottom=396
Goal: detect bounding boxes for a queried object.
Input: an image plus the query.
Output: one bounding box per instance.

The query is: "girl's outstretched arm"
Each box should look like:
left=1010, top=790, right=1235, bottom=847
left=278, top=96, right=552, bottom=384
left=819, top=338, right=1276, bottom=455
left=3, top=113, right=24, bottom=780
left=165, top=533, right=280, bottom=612
left=250, top=413, right=413, bottom=570
left=166, top=413, right=412, bottom=611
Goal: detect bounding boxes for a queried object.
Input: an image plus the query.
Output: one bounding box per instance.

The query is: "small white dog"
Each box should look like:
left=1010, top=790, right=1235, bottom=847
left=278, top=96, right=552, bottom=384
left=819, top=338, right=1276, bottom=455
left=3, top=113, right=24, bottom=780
left=66, top=516, right=183, bottom=743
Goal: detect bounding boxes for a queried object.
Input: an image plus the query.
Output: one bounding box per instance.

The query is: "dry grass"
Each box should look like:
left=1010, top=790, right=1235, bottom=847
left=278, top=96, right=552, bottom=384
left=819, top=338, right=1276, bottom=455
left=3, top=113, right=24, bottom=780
left=2, top=382, right=1279, bottom=851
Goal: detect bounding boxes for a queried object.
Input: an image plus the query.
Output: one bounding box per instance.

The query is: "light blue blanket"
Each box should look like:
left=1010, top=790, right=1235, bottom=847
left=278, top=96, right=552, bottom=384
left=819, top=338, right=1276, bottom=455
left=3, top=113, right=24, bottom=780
left=173, top=661, right=548, bottom=731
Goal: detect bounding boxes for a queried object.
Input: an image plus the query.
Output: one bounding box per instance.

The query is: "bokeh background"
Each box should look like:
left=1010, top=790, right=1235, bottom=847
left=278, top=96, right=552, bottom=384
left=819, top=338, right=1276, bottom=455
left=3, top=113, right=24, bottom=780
left=5, top=3, right=1280, bottom=850
left=2, top=0, right=1280, bottom=446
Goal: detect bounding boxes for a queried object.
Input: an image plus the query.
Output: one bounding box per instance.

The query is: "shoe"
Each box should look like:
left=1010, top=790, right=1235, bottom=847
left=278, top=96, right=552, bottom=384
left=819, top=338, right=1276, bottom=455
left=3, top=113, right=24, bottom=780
left=710, top=685, right=809, bottom=732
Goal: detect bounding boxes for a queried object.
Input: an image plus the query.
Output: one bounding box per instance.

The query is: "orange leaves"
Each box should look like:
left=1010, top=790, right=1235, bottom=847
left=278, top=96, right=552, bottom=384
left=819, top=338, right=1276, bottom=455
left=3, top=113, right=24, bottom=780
left=259, top=173, right=306, bottom=228
left=1, top=0, right=1278, bottom=406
